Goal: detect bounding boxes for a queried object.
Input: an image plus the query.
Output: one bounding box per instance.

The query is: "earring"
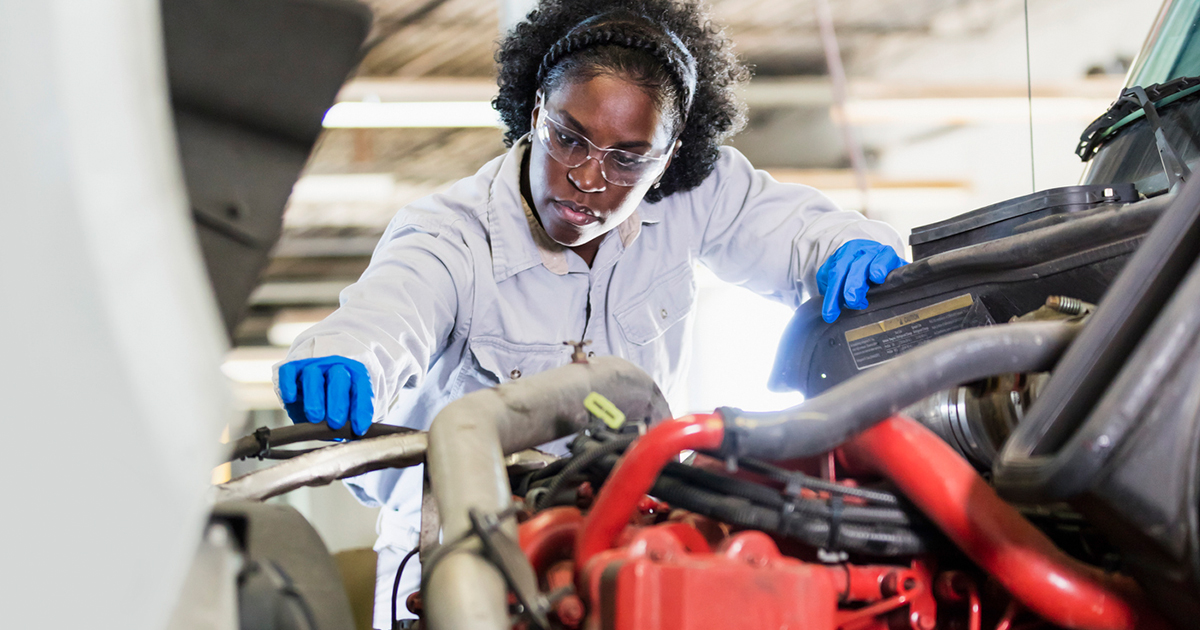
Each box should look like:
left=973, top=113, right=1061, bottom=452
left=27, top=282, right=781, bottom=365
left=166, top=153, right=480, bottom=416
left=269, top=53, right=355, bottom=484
left=653, top=182, right=661, bottom=189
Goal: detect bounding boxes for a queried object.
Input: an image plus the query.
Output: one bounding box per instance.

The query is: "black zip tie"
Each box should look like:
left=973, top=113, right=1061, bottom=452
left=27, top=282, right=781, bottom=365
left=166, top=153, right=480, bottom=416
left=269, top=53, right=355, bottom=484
left=827, top=495, right=844, bottom=550
left=252, top=426, right=272, bottom=460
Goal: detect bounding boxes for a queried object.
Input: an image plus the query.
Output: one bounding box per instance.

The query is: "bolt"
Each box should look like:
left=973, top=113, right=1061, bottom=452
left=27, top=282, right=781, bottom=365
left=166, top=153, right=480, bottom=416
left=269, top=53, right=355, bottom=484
left=555, top=595, right=586, bottom=628
left=1045, top=295, right=1086, bottom=316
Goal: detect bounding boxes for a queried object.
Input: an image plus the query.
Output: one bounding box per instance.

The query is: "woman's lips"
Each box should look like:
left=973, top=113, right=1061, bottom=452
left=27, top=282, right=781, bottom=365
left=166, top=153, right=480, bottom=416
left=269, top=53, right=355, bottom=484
left=553, top=200, right=599, bottom=227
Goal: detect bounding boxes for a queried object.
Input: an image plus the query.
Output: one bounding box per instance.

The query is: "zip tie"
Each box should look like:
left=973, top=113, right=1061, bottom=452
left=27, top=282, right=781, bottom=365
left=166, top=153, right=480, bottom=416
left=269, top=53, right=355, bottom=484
left=827, top=495, right=844, bottom=550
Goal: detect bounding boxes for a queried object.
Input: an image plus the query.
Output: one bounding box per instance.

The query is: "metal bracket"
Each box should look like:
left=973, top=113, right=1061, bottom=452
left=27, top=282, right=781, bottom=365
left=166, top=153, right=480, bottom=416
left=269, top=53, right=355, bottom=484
left=1130, top=86, right=1191, bottom=189
left=469, top=507, right=554, bottom=630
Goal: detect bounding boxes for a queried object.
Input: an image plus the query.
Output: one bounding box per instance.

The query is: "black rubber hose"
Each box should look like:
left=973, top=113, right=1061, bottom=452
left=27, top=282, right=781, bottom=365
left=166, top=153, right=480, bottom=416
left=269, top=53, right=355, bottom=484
left=719, top=321, right=1080, bottom=462
left=533, top=434, right=638, bottom=511
left=736, top=458, right=900, bottom=505
left=227, top=423, right=415, bottom=461
left=583, top=451, right=921, bottom=534
left=659, top=461, right=915, bottom=526
left=648, top=475, right=927, bottom=556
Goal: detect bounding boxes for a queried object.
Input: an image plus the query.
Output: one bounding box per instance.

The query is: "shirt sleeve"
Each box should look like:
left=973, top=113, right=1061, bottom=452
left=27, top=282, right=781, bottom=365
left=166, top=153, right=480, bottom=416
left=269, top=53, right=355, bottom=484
left=273, top=210, right=475, bottom=426
left=692, top=146, right=905, bottom=308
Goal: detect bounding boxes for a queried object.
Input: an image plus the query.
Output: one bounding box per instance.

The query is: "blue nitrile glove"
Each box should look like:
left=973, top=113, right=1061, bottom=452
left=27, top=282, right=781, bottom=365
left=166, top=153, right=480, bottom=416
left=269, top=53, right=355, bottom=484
left=277, top=356, right=374, bottom=436
left=816, top=239, right=908, bottom=323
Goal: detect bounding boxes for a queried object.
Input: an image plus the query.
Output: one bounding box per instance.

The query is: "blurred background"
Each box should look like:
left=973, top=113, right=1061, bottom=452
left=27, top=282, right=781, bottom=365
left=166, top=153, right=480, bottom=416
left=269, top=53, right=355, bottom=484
left=217, top=0, right=1160, bottom=553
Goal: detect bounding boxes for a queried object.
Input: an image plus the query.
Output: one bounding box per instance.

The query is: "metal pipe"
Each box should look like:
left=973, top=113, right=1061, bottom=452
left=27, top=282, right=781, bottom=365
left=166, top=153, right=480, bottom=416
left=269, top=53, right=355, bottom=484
left=424, top=356, right=670, bottom=630
left=225, top=423, right=414, bottom=461
left=574, top=414, right=725, bottom=581
left=720, top=321, right=1079, bottom=462
left=213, top=431, right=427, bottom=502
left=842, top=416, right=1168, bottom=630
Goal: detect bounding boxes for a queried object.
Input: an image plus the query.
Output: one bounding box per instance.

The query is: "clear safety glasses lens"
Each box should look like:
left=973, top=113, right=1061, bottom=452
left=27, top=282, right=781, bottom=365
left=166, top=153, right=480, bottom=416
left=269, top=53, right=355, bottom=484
left=537, top=116, right=668, bottom=187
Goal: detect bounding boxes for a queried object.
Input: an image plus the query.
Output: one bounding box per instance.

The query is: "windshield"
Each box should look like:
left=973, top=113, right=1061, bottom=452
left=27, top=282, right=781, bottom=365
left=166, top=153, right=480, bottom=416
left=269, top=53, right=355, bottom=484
left=1128, top=0, right=1200, bottom=86
left=1082, top=0, right=1200, bottom=191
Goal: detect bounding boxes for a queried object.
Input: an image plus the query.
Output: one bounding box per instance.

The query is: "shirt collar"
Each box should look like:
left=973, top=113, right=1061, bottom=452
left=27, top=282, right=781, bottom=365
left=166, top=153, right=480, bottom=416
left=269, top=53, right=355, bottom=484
left=487, top=135, right=659, bottom=281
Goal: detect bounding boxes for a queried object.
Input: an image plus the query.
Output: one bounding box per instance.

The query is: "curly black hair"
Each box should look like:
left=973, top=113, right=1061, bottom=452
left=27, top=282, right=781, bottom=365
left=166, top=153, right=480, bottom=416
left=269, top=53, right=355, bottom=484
left=494, top=0, right=750, bottom=203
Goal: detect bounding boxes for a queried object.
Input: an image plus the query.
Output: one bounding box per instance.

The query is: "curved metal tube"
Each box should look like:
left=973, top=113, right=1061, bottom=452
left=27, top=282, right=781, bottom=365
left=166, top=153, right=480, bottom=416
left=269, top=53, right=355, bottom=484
left=213, top=432, right=427, bottom=502
left=721, top=321, right=1080, bottom=461
left=843, top=417, right=1168, bottom=630
left=574, top=414, right=725, bottom=577
left=225, top=423, right=414, bottom=461
left=424, top=356, right=671, bottom=630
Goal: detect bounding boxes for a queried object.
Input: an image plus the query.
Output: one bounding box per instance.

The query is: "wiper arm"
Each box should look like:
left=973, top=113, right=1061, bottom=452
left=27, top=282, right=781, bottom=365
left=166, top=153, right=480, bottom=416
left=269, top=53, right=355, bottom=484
left=1129, top=85, right=1192, bottom=188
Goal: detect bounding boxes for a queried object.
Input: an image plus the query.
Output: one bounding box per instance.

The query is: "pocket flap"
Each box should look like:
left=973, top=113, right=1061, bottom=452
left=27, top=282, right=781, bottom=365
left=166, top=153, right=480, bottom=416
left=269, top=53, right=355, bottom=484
left=614, top=263, right=696, bottom=346
left=467, top=336, right=569, bottom=383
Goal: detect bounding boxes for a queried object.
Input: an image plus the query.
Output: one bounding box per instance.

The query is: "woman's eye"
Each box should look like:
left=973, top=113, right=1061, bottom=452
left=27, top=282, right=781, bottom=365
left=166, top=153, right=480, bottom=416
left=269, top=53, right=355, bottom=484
left=611, top=153, right=644, bottom=168
left=555, top=130, right=584, bottom=147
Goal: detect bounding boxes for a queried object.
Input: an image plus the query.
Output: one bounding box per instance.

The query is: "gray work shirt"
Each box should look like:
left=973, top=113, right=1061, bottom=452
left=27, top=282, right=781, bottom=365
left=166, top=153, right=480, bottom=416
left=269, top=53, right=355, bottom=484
left=276, top=136, right=902, bottom=544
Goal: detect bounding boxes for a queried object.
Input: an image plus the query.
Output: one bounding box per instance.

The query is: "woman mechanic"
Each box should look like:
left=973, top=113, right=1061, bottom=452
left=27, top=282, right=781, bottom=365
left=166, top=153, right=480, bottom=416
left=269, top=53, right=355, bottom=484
left=273, top=0, right=906, bottom=626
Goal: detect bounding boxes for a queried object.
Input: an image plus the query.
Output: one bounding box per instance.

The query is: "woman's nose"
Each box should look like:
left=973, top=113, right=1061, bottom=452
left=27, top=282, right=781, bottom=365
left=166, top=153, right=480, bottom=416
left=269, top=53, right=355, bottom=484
left=567, top=156, right=606, bottom=193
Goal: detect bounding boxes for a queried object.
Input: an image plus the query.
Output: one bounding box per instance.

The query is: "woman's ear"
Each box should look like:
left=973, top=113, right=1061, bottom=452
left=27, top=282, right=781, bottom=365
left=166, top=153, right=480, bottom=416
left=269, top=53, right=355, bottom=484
left=530, top=89, right=544, bottom=130
left=651, top=139, right=683, bottom=188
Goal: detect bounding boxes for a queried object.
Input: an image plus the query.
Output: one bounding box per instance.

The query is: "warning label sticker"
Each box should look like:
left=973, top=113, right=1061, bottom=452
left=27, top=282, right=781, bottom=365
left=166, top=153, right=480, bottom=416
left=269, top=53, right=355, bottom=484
left=845, top=294, right=991, bottom=370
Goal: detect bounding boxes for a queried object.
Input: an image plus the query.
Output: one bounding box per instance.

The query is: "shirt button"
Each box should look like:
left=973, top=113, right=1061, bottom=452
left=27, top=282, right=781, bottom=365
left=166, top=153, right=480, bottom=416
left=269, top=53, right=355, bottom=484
left=660, top=308, right=668, bottom=319
left=509, top=368, right=521, bottom=379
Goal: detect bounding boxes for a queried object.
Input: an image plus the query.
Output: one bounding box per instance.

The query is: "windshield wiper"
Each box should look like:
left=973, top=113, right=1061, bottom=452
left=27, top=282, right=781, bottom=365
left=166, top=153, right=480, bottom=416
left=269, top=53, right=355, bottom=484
left=1077, top=75, right=1200, bottom=189
left=1077, top=76, right=1200, bottom=156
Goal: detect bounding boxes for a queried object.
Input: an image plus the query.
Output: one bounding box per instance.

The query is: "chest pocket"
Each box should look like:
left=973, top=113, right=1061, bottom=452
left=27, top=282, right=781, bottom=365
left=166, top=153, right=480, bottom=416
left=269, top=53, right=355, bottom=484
left=614, top=262, right=697, bottom=346
left=461, top=336, right=570, bottom=389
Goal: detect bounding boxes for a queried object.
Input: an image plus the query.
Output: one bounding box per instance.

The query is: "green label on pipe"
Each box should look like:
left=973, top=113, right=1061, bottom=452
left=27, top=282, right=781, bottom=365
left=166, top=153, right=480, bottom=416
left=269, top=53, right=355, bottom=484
left=584, top=392, right=626, bottom=430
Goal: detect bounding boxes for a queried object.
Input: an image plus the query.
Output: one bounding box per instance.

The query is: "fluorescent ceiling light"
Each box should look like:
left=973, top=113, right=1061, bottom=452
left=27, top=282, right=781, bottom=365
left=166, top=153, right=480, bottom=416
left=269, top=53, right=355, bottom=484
left=323, top=101, right=502, bottom=128
left=291, top=174, right=396, bottom=203
left=222, top=347, right=287, bottom=384
left=842, top=97, right=1113, bottom=125
left=221, top=358, right=278, bottom=384
left=267, top=307, right=335, bottom=347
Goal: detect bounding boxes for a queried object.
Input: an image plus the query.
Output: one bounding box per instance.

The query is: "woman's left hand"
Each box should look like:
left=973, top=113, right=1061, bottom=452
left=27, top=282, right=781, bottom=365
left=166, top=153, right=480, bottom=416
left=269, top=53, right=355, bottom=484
left=816, top=239, right=908, bottom=323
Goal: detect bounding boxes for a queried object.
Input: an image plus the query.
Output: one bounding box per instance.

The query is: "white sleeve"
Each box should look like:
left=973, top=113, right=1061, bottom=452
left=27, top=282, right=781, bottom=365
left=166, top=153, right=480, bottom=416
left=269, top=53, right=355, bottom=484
left=272, top=211, right=474, bottom=425
left=692, top=147, right=905, bottom=308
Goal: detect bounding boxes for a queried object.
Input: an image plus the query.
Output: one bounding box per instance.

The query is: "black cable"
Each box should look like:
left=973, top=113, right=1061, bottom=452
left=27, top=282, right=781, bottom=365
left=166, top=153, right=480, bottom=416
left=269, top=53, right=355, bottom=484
left=736, top=457, right=900, bottom=505
left=648, top=474, right=928, bottom=556
left=565, top=449, right=928, bottom=554
left=533, top=434, right=637, bottom=511
left=390, top=548, right=419, bottom=630
left=659, top=460, right=914, bottom=526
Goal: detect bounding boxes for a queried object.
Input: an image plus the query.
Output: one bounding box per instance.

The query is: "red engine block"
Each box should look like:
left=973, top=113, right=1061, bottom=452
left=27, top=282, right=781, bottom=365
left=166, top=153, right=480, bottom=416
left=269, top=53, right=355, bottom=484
left=520, top=508, right=936, bottom=630
left=514, top=415, right=1168, bottom=630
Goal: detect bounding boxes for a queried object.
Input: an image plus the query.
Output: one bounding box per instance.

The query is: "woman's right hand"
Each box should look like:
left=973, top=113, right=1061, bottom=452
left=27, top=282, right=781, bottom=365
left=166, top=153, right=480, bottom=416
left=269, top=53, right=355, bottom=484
left=277, top=356, right=374, bottom=436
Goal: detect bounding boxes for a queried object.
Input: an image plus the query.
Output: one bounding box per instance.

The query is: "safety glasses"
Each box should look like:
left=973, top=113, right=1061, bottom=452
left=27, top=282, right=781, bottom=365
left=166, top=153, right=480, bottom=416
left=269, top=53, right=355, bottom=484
left=535, top=113, right=672, bottom=187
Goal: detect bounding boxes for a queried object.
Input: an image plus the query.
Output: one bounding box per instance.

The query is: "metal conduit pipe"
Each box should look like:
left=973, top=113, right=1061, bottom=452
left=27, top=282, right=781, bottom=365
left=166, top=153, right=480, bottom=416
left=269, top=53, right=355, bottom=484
left=424, top=356, right=671, bottom=630
left=842, top=417, right=1168, bottom=630
left=214, top=431, right=428, bottom=502
left=719, top=321, right=1080, bottom=462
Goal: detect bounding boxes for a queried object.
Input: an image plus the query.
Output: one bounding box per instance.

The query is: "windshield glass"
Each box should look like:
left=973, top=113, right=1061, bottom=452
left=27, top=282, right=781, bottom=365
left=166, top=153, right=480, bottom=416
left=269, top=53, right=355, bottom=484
left=1128, top=0, right=1200, bottom=86
left=1083, top=0, right=1200, bottom=191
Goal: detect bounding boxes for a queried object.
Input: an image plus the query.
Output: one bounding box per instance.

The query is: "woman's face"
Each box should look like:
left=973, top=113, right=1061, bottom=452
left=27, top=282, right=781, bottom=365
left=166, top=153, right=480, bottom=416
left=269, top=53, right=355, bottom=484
left=527, top=74, right=678, bottom=251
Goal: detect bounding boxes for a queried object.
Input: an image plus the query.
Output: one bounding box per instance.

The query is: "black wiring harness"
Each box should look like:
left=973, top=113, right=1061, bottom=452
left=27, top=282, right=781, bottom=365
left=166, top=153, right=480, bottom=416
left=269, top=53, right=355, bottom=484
left=518, top=431, right=937, bottom=557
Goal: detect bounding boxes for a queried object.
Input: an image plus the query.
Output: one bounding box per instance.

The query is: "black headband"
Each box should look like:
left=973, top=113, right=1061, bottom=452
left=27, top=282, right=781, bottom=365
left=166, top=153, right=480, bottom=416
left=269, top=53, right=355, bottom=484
left=536, top=9, right=699, bottom=122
